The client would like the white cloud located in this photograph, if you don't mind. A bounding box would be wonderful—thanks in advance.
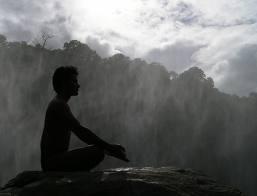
[144,40,204,72]
[191,23,257,95]
[85,36,120,58]
[217,44,257,96]
[0,0,72,47]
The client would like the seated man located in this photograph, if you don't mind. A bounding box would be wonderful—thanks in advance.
[40,66,128,172]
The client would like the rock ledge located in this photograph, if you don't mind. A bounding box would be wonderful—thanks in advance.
[0,167,244,196]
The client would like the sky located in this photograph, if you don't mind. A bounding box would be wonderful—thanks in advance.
[1,0,257,96]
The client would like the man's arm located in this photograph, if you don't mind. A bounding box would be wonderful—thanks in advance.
[59,102,110,148]
[61,102,129,162]
[72,123,129,162]
[72,125,110,149]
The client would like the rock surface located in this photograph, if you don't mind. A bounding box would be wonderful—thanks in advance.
[0,167,244,196]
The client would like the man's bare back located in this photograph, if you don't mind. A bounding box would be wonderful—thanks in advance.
[40,96,79,169]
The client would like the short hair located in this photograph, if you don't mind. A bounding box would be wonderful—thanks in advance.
[52,66,78,94]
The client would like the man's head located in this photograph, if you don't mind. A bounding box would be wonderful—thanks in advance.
[52,66,80,96]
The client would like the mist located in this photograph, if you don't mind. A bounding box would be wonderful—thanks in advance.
[0,36,257,195]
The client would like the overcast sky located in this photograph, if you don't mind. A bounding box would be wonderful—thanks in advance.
[1,0,257,96]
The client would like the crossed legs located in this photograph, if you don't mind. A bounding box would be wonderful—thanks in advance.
[43,145,105,172]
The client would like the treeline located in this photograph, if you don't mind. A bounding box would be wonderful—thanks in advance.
[0,34,257,195]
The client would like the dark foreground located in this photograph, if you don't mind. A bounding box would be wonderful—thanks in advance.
[0,167,244,196]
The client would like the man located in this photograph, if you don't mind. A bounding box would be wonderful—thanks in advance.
[40,66,128,172]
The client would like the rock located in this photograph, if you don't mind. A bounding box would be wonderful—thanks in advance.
[0,167,244,196]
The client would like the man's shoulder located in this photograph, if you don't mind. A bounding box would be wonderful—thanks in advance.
[47,97,69,111]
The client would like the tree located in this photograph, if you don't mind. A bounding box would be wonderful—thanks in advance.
[33,31,54,49]
[169,71,178,79]
[206,77,214,88]
[63,40,83,50]
[41,31,54,48]
[0,34,7,47]
[180,66,206,81]
[249,92,257,98]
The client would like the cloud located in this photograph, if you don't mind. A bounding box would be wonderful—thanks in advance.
[0,18,34,41]
[85,36,120,58]
[0,0,72,48]
[181,0,257,27]
[161,1,201,26]
[190,23,257,96]
[217,44,257,96]
[144,40,204,72]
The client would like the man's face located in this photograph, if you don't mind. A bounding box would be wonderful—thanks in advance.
[67,74,80,96]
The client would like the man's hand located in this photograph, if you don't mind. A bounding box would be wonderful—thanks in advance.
[105,144,129,162]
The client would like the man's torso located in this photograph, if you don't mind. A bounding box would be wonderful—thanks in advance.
[40,97,72,164]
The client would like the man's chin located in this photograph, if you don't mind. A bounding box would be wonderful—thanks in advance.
[72,92,79,96]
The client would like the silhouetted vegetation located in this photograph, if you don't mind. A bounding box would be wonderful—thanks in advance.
[0,34,256,195]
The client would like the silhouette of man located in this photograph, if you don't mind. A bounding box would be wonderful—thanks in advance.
[40,66,128,172]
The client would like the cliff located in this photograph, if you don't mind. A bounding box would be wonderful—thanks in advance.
[0,167,243,196]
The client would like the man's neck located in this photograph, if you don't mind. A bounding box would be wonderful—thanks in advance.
[56,94,71,103]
